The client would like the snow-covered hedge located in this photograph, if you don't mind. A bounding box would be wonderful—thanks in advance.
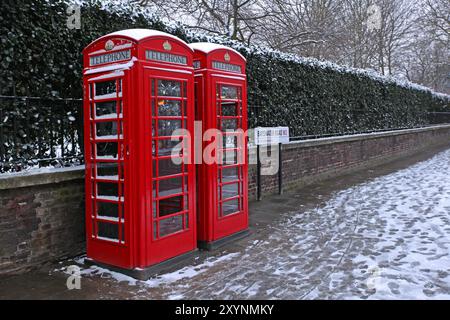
[1,0,449,137]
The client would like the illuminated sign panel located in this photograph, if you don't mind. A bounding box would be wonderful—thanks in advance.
[90,50,131,66]
[212,61,242,73]
[146,50,187,65]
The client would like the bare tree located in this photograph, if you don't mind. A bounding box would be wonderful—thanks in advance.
[130,0,449,93]
[259,0,343,60]
[132,0,273,43]
[423,0,450,45]
[401,0,450,93]
[335,0,377,69]
[366,0,415,75]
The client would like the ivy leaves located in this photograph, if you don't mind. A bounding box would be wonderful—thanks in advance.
[1,0,447,137]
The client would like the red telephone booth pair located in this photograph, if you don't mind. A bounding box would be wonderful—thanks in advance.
[82,29,248,278]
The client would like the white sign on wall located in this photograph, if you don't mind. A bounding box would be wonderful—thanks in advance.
[254,127,289,145]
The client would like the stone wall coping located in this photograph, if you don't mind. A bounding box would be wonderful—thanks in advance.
[248,124,450,151]
[1,124,450,190]
[0,165,85,190]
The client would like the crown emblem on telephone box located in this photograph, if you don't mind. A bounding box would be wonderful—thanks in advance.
[163,41,172,51]
[105,40,115,51]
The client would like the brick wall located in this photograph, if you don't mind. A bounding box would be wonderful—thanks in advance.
[248,125,450,198]
[0,169,85,275]
[1,124,450,274]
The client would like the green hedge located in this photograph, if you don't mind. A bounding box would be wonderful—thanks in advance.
[1,0,448,137]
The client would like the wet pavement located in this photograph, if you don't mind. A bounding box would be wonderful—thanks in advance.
[2,144,450,300]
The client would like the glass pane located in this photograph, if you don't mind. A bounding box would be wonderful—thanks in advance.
[222,198,240,216]
[90,143,95,159]
[221,183,239,200]
[183,82,187,98]
[96,142,118,158]
[151,99,156,116]
[158,80,181,97]
[159,176,183,197]
[97,162,123,179]
[223,135,238,149]
[221,102,237,116]
[90,103,94,119]
[97,182,118,198]
[96,121,121,137]
[95,80,118,97]
[221,119,237,130]
[154,158,182,177]
[157,100,183,116]
[221,85,238,99]
[158,119,184,136]
[97,222,118,240]
[159,215,183,237]
[159,195,184,217]
[222,150,238,164]
[95,101,117,118]
[222,166,239,182]
[153,139,182,156]
[152,200,157,218]
[97,201,120,218]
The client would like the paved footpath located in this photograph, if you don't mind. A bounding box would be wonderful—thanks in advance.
[2,146,450,299]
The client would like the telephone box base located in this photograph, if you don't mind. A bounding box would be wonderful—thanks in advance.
[84,250,198,280]
[198,229,250,251]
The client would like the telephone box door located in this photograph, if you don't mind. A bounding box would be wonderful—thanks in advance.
[143,69,196,266]
[213,78,248,240]
[84,71,132,268]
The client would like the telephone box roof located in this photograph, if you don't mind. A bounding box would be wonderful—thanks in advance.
[86,29,193,51]
[189,42,246,61]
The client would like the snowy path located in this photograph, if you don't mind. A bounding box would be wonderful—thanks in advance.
[76,149,450,299]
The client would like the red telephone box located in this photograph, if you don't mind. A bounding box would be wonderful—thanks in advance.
[82,29,196,278]
[190,43,249,249]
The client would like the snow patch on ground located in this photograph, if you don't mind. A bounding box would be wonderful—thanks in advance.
[66,252,240,293]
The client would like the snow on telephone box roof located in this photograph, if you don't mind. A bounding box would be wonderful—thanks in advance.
[189,42,246,61]
[86,28,193,51]
[83,29,195,74]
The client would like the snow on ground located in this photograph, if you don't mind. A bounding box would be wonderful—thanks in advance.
[62,253,240,299]
[65,149,450,299]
